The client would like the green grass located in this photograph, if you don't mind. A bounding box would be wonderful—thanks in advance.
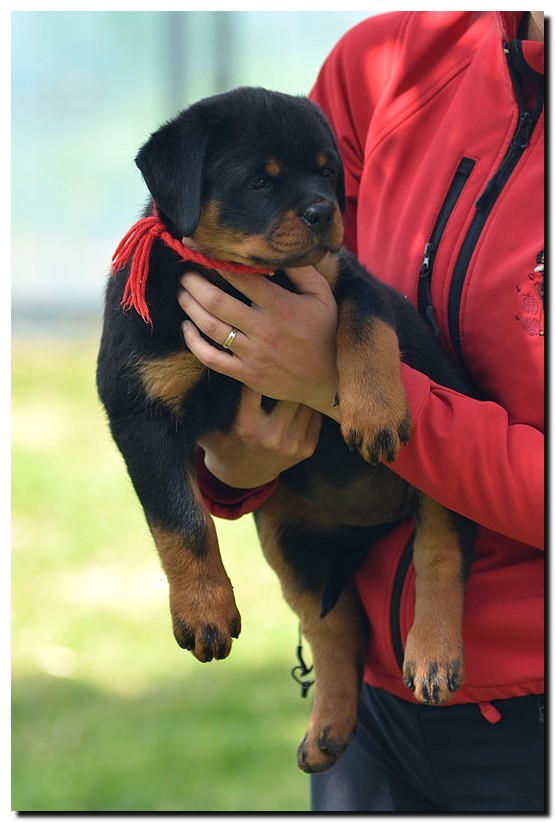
[11,337,312,812]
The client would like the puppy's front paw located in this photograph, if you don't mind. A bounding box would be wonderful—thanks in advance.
[339,392,411,464]
[337,317,412,464]
[169,583,241,662]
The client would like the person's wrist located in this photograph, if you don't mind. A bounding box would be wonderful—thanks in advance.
[308,373,341,422]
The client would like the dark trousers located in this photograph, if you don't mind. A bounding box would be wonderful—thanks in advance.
[311,685,545,813]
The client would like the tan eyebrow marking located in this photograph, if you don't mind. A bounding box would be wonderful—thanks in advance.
[265,157,282,177]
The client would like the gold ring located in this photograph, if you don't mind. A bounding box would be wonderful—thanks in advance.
[222,328,238,350]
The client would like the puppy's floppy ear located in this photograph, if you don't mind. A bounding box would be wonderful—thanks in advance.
[135,107,210,236]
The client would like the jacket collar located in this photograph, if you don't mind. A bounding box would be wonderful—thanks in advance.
[495,12,544,76]
[495,11,525,40]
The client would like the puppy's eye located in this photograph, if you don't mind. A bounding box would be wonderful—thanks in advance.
[321,167,336,179]
[247,176,270,190]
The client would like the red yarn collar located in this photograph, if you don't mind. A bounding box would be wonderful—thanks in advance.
[112,207,271,325]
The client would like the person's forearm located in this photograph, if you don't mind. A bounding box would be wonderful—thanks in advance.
[390,364,544,549]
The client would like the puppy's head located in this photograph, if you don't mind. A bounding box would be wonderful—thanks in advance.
[135,87,345,269]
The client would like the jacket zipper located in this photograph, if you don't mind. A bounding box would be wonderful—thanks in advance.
[447,42,543,377]
[418,157,476,337]
[391,537,414,671]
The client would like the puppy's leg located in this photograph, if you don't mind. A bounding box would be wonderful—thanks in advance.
[402,495,469,704]
[255,486,365,774]
[333,256,412,465]
[108,411,241,662]
[295,584,366,774]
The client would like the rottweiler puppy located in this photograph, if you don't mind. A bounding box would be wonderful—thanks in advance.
[97,87,475,774]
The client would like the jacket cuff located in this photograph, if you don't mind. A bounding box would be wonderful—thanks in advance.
[400,362,432,426]
[195,448,279,520]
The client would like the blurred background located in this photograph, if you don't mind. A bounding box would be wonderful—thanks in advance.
[11,10,377,813]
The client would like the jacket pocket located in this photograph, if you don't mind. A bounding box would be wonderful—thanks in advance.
[418,157,476,337]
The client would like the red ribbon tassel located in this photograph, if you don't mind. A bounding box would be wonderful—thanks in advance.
[111,209,272,325]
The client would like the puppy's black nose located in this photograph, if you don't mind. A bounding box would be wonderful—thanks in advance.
[302,202,335,229]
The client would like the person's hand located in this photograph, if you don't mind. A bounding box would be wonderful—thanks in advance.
[178,259,340,417]
[198,386,322,488]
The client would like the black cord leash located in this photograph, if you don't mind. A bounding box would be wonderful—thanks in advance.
[291,626,314,698]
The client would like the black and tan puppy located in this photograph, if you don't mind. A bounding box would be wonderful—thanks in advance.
[97,87,474,774]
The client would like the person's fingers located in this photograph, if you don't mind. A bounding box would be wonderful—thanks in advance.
[224,386,319,456]
[288,403,323,455]
[178,270,253,331]
[178,285,248,352]
[182,320,246,381]
[306,406,323,447]
[233,391,302,446]
[238,385,266,413]
[204,267,283,309]
[283,259,337,298]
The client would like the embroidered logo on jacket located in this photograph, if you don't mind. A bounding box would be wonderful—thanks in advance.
[515,250,544,337]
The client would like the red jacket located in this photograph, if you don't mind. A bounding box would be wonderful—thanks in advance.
[198,12,544,708]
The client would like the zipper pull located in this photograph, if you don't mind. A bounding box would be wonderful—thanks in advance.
[477,110,534,212]
[419,242,441,337]
[512,111,534,149]
[420,242,433,277]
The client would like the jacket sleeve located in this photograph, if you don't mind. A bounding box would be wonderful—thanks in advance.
[395,366,544,549]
